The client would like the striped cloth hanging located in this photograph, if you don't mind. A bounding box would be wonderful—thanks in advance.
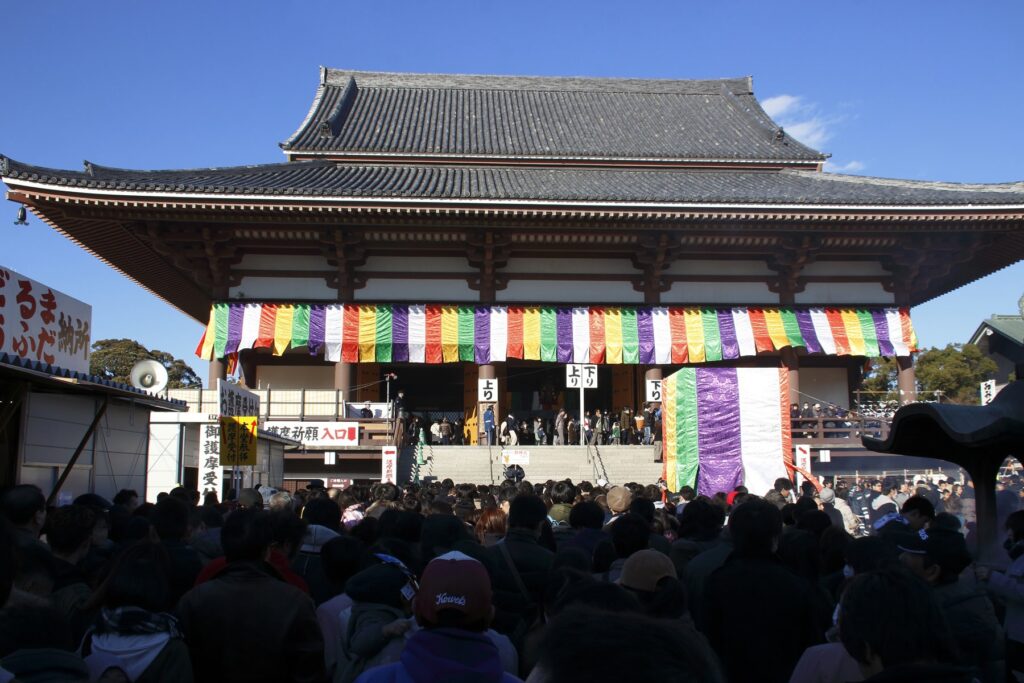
[197,303,919,364]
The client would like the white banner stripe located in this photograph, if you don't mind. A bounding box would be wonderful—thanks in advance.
[886,308,909,356]
[731,308,757,358]
[809,309,836,355]
[408,305,426,363]
[572,307,591,363]
[239,304,262,352]
[490,306,508,363]
[737,368,789,498]
[652,307,672,364]
[324,304,343,362]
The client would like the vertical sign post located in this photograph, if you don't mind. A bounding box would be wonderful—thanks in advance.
[566,364,598,450]
[794,444,812,488]
[381,445,398,484]
[980,380,996,406]
[218,380,260,499]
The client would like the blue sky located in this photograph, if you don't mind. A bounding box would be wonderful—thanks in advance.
[2,1,1022,369]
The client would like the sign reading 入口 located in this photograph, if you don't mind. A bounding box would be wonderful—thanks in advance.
[0,266,92,374]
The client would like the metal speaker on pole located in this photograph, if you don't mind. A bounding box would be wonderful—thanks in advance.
[129,359,169,393]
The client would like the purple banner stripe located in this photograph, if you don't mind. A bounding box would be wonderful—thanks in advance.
[392,306,409,362]
[474,308,491,364]
[695,368,744,497]
[637,308,655,364]
[717,310,739,360]
[307,306,326,355]
[226,305,244,355]
[795,309,820,354]
[556,309,574,363]
[870,310,894,356]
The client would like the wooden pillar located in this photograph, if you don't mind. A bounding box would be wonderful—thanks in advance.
[239,351,258,390]
[896,355,917,404]
[780,347,800,405]
[334,361,352,403]
[207,358,226,389]
[644,367,663,407]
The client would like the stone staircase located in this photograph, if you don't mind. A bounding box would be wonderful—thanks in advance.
[398,444,666,486]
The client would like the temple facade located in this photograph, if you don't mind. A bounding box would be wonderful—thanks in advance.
[4,69,1024,482]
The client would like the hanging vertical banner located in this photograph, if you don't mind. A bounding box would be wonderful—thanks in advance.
[218,380,260,467]
[381,445,398,484]
[662,367,790,497]
[201,422,224,495]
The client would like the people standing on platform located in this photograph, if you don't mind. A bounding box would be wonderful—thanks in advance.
[593,410,607,446]
[439,418,453,446]
[533,418,546,446]
[483,406,496,446]
[633,409,645,445]
[360,402,374,419]
[642,404,654,445]
[554,410,566,446]
[566,416,578,446]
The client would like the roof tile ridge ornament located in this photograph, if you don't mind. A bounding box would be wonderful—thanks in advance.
[795,169,1024,194]
[281,66,332,150]
[318,76,358,139]
[0,155,8,176]
[84,161,95,177]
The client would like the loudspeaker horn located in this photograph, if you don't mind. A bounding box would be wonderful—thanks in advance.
[130,359,169,393]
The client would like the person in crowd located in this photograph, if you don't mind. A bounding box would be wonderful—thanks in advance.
[355,551,522,683]
[616,548,687,619]
[703,498,825,683]
[554,409,566,446]
[869,477,901,527]
[292,496,342,604]
[901,495,936,532]
[317,536,366,678]
[0,484,49,551]
[360,402,374,419]
[598,513,649,583]
[977,509,1024,680]
[476,507,509,547]
[112,489,141,514]
[484,405,496,446]
[603,486,632,526]
[0,603,91,682]
[765,477,794,509]
[178,508,325,682]
[839,568,971,681]
[45,504,97,642]
[80,541,193,682]
[899,528,1004,682]
[151,496,204,606]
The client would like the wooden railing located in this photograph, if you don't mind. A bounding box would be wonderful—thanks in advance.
[791,416,890,446]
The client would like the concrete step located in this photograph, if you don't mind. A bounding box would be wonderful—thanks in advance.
[399,445,665,486]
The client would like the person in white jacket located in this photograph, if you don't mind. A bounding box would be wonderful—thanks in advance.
[977,509,1024,681]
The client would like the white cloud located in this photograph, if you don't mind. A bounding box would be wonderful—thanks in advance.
[761,93,839,150]
[824,160,866,173]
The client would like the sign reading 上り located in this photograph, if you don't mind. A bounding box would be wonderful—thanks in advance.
[0,266,92,374]
[478,378,498,402]
[566,364,598,389]
[501,449,530,466]
[263,421,360,447]
[381,446,398,484]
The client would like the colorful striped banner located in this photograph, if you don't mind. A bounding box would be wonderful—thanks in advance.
[662,367,791,497]
[198,304,919,365]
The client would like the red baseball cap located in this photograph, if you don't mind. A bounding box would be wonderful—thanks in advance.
[414,551,492,627]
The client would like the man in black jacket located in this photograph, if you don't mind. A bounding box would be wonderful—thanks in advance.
[178,508,324,683]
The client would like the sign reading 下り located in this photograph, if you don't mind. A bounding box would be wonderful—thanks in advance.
[0,266,92,374]
[566,364,598,389]
[645,379,663,402]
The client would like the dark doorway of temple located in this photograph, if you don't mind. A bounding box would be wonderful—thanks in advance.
[381,364,464,415]
[506,361,614,417]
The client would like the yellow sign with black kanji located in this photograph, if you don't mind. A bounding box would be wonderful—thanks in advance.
[219,415,258,466]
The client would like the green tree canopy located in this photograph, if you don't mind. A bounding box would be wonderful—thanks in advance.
[89,338,202,389]
[915,343,998,404]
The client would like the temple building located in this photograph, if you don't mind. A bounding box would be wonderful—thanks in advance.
[3,69,1024,484]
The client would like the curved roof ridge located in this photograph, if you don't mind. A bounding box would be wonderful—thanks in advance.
[789,169,1024,193]
[322,68,754,95]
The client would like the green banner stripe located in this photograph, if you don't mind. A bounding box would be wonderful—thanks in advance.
[780,309,804,348]
[375,306,393,362]
[540,308,558,362]
[213,303,229,358]
[291,305,311,348]
[857,310,880,357]
[676,368,700,491]
[621,308,639,364]
[458,306,475,361]
[701,310,722,362]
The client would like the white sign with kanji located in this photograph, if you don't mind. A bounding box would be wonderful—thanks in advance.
[218,380,260,418]
[645,380,663,402]
[980,380,997,405]
[794,445,812,487]
[0,266,92,374]
[264,421,360,447]
[501,449,530,466]
[566,364,598,389]
[200,422,224,495]
[478,378,499,402]
[381,446,398,484]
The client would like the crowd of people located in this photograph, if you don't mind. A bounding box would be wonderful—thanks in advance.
[0,470,1021,682]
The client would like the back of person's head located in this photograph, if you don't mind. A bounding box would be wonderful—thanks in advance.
[91,541,172,613]
[840,568,956,673]
[901,495,935,521]
[677,498,724,542]
[321,536,365,589]
[679,486,696,502]
[237,488,263,510]
[508,494,548,532]
[1,484,46,527]
[773,477,793,494]
[618,548,687,619]
[729,498,782,558]
[569,500,604,531]
[414,551,493,632]
[268,490,293,512]
[302,497,341,532]
[629,497,656,524]
[610,513,650,559]
[1007,509,1024,541]
[112,489,139,508]
[420,513,471,561]
[845,536,899,575]
[269,510,308,558]
[46,505,96,556]
[475,507,508,540]
[200,505,224,529]
[221,508,272,563]
[152,496,189,541]
[550,481,576,505]
[800,481,817,499]
[531,606,725,683]
[795,509,832,537]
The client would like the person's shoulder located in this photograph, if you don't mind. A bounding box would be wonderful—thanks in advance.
[353,662,401,683]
